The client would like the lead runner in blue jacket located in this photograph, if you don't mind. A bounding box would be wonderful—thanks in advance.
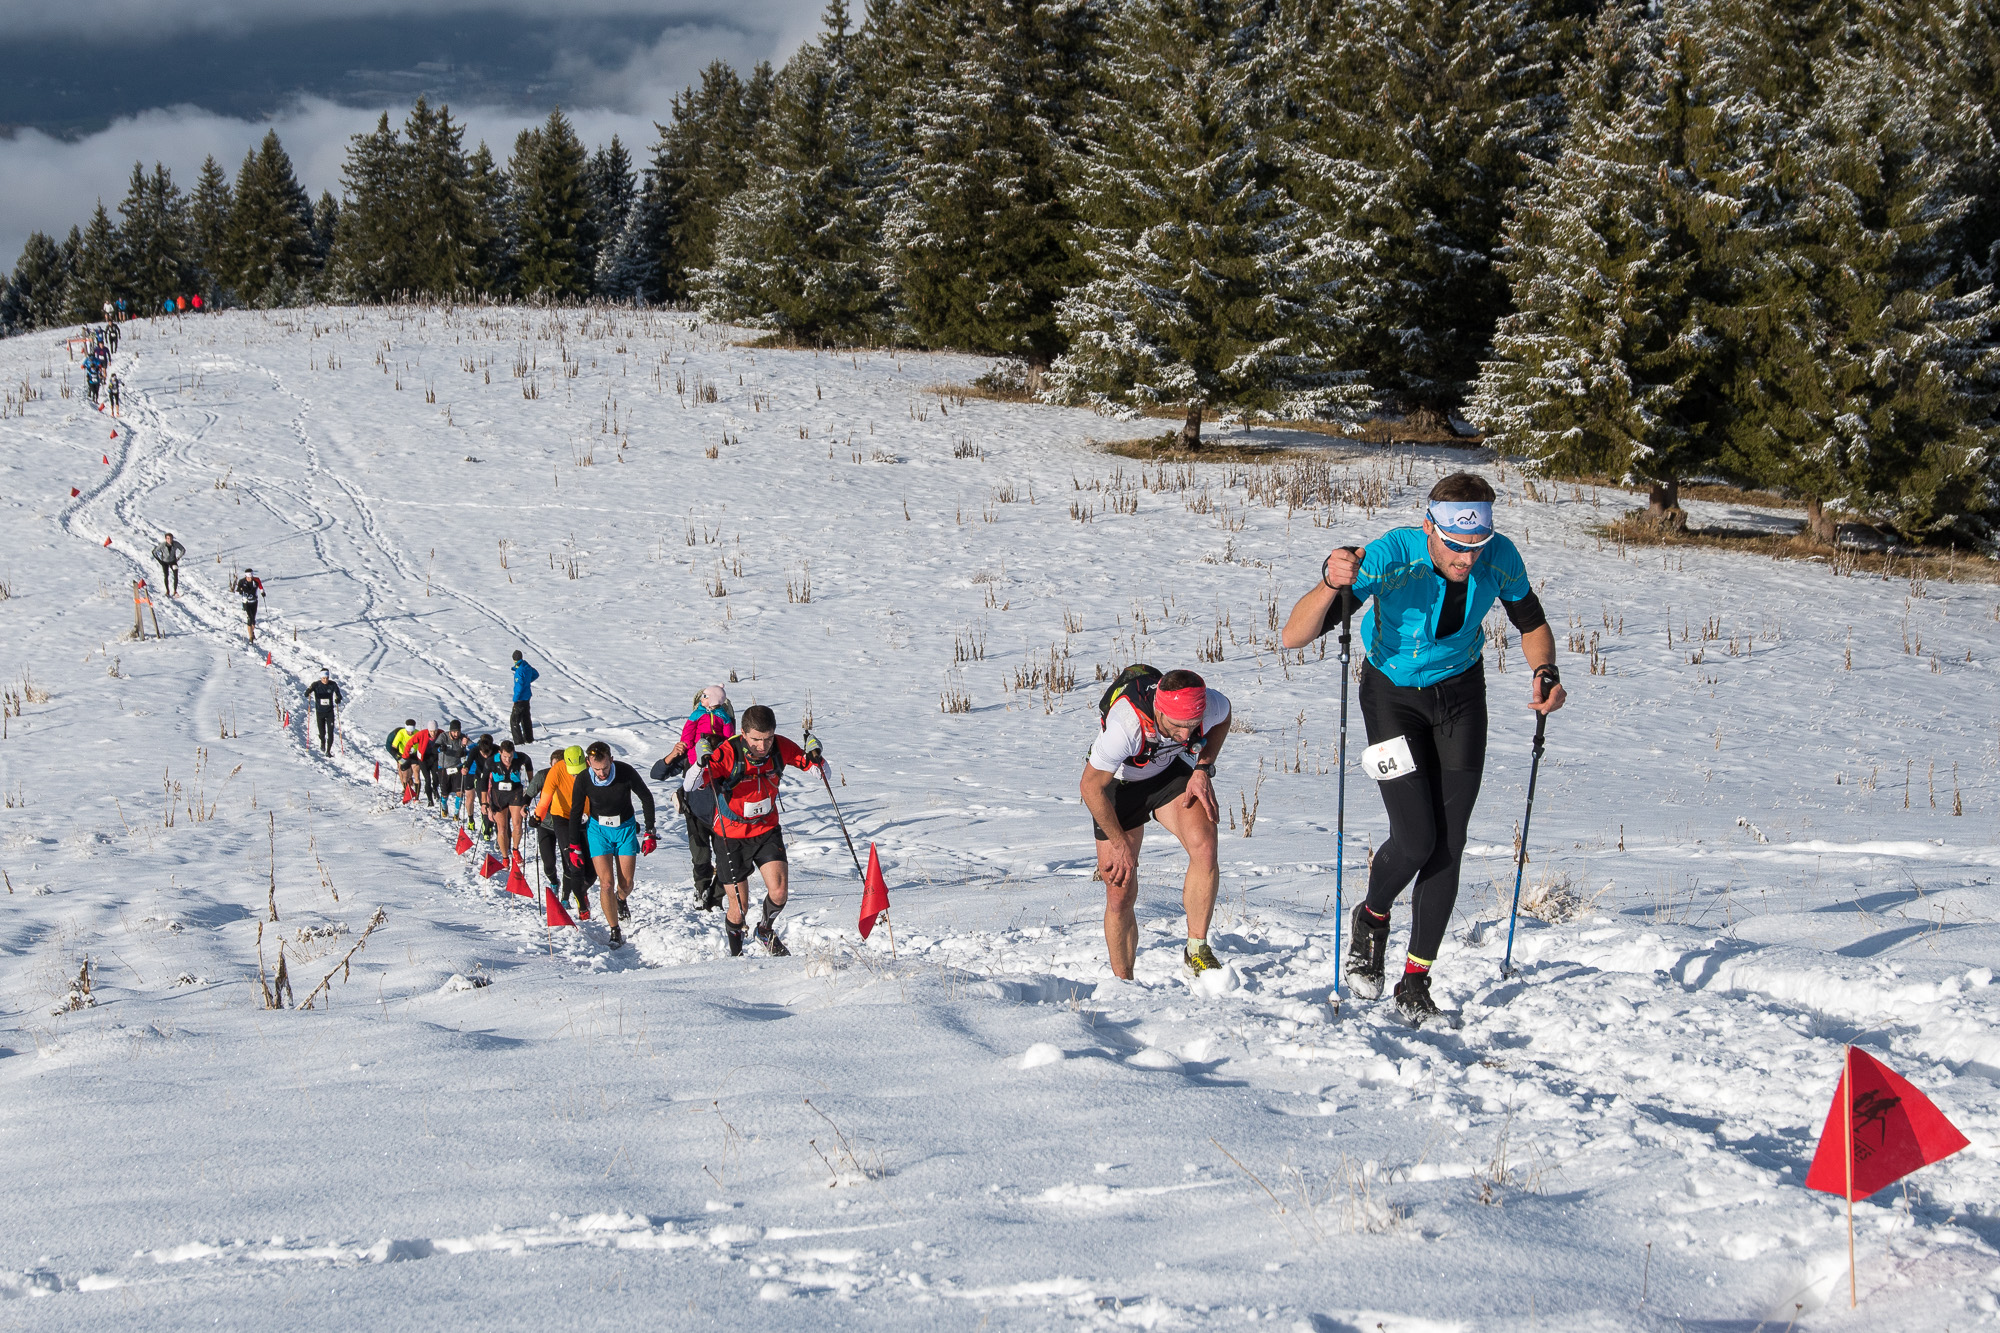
[1281,472,1567,1025]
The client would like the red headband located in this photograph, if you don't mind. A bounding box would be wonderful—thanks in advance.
[1154,684,1206,723]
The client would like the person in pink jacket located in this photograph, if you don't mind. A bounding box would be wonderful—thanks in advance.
[653,686,735,910]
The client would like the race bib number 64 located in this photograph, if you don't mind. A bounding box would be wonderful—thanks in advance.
[1362,736,1418,781]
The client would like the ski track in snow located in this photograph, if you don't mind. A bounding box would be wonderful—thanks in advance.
[0,308,1996,1330]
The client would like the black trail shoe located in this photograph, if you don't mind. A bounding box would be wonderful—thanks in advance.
[726,924,745,957]
[756,926,790,957]
[617,895,631,921]
[1393,971,1442,1027]
[1347,902,1389,999]
[607,926,625,950]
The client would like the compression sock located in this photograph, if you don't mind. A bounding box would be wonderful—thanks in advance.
[1404,955,1432,976]
[760,896,782,929]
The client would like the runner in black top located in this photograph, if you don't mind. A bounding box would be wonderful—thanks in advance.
[436,722,469,820]
[305,671,342,754]
[486,740,535,868]
[566,742,658,947]
[235,569,264,643]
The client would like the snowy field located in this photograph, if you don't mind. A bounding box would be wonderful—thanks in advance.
[1,306,1996,1330]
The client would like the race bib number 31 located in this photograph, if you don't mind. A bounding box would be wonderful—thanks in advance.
[741,797,775,818]
[1362,736,1418,781]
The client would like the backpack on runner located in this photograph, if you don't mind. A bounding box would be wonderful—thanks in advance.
[1098,664,1161,729]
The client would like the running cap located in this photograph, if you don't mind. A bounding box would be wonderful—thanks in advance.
[1153,676,1207,724]
[448,719,462,731]
[563,745,586,774]
[1427,500,1494,544]
[699,685,729,709]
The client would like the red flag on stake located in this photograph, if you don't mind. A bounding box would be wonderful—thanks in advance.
[478,853,504,879]
[859,843,892,945]
[401,789,414,804]
[374,760,380,781]
[546,887,575,928]
[70,487,79,497]
[102,537,112,547]
[1806,1045,1969,1307]
[283,711,290,727]
[264,652,272,666]
[454,827,473,855]
[102,454,109,464]
[505,866,532,897]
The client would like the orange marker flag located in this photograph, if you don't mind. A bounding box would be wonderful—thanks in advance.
[1805,1045,1969,1306]
[859,843,891,940]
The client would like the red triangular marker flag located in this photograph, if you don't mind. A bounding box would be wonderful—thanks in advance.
[102,454,109,464]
[102,537,112,547]
[505,866,532,897]
[859,843,890,940]
[283,712,290,727]
[401,789,414,804]
[264,652,272,666]
[478,853,503,879]
[454,827,473,855]
[70,487,79,497]
[546,889,575,927]
[1805,1046,1969,1200]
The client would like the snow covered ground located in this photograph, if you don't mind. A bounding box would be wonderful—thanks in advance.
[0,306,1996,1330]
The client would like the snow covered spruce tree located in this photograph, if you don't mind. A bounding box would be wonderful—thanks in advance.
[187,156,232,306]
[1715,52,2000,541]
[633,62,773,306]
[118,163,192,313]
[397,100,489,297]
[510,110,593,301]
[1285,0,1577,425]
[1471,3,1756,521]
[875,0,1100,360]
[66,204,124,322]
[582,137,635,295]
[1,232,72,331]
[227,130,319,307]
[697,2,892,341]
[1045,0,1373,449]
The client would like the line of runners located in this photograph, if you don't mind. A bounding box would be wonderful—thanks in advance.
[361,693,823,957]
[309,471,1568,1027]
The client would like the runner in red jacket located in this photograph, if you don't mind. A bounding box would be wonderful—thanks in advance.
[686,703,821,957]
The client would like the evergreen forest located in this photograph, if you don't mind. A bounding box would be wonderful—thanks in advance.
[6,0,1998,539]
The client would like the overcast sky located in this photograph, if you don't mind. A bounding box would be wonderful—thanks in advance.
[0,2,828,266]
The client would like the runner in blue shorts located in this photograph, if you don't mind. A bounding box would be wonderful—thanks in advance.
[565,741,658,949]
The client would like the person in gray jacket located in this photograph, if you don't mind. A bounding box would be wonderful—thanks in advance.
[151,533,185,596]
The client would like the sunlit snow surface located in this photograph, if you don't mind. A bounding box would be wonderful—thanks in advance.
[1,307,1996,1330]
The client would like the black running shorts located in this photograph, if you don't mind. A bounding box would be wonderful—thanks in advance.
[714,827,786,884]
[1092,763,1194,840]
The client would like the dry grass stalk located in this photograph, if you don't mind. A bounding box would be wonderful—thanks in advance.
[298,907,387,1010]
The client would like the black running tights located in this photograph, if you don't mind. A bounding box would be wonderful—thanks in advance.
[1359,661,1486,964]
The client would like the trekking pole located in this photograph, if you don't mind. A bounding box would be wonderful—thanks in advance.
[816,765,866,880]
[1501,710,1551,978]
[1332,596,1354,1004]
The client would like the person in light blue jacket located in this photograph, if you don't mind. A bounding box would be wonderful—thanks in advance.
[1281,472,1568,1025]
[510,650,540,743]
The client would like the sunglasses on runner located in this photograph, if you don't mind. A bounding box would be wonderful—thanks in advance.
[1435,531,1491,554]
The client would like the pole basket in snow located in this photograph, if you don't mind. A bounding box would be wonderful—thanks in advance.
[1501,711,1549,978]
